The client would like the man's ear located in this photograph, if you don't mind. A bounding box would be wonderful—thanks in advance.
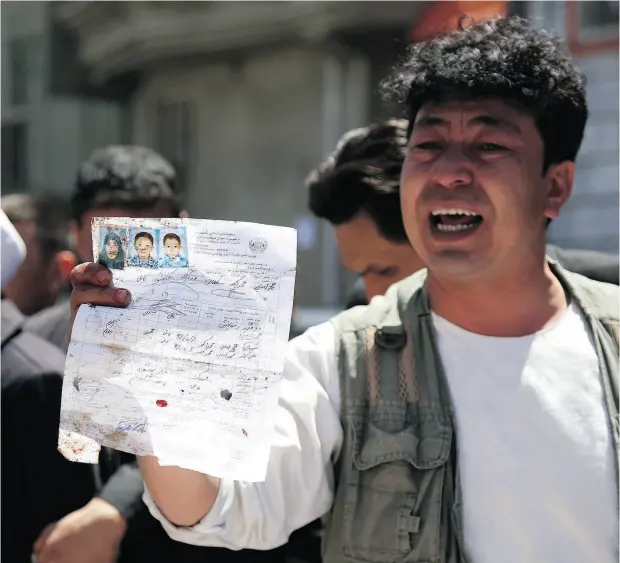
[543,161,574,221]
[55,250,77,285]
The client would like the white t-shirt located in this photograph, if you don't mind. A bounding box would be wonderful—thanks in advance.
[144,302,618,561]
[432,301,618,563]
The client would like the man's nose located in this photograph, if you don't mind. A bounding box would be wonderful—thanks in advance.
[431,146,473,189]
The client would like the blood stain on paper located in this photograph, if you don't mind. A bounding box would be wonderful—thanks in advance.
[156,399,168,407]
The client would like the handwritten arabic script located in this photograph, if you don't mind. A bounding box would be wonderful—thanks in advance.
[59,217,296,481]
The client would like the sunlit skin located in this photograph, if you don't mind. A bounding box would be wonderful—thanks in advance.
[334,214,425,299]
[105,239,119,260]
[163,238,181,259]
[135,236,153,260]
[401,99,574,336]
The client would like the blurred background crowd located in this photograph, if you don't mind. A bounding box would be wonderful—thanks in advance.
[1,2,618,563]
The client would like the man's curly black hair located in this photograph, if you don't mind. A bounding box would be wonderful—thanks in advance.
[382,16,588,173]
[71,145,180,224]
[306,119,409,243]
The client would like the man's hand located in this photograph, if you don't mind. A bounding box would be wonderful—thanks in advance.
[33,498,127,563]
[69,263,131,342]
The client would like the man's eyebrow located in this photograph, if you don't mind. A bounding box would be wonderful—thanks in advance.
[413,115,449,129]
[470,115,522,133]
[413,114,522,134]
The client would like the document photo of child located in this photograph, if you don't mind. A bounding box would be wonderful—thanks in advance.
[158,228,189,268]
[127,229,159,268]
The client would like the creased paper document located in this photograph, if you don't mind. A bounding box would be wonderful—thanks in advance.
[59,217,296,482]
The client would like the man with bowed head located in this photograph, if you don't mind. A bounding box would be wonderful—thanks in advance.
[69,17,618,563]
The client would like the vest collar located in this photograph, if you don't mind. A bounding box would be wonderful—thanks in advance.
[384,257,614,330]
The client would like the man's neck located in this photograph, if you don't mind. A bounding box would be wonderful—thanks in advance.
[427,260,569,337]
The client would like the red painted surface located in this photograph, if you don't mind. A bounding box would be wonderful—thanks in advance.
[411,1,508,43]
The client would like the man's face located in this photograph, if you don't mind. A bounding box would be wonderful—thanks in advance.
[105,238,119,260]
[400,99,573,281]
[135,236,153,260]
[74,201,175,262]
[335,214,425,299]
[164,238,180,259]
[3,221,65,315]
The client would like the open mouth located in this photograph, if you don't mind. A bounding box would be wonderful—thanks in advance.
[429,209,484,233]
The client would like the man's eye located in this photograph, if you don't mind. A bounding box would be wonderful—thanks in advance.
[377,267,398,277]
[477,143,507,152]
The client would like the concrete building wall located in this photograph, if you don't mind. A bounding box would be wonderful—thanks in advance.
[1,1,125,198]
[528,1,619,253]
[132,46,370,308]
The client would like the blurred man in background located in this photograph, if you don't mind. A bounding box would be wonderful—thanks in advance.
[1,194,76,316]
[2,210,126,563]
[306,119,619,310]
[12,146,181,563]
[25,145,182,351]
[307,119,425,301]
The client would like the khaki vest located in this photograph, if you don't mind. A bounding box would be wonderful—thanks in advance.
[323,262,619,563]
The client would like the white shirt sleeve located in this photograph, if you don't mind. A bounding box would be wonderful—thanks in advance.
[143,321,342,550]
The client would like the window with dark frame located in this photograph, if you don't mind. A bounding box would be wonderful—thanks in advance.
[579,1,619,38]
[567,1,619,55]
[1,123,29,191]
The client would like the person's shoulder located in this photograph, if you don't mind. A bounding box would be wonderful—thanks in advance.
[25,300,69,328]
[2,329,67,380]
[1,332,66,405]
[2,300,64,376]
[563,267,619,322]
[547,244,619,285]
[24,300,71,350]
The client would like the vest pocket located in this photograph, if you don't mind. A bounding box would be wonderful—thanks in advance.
[342,416,452,563]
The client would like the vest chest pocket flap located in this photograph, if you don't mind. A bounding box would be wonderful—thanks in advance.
[342,410,453,563]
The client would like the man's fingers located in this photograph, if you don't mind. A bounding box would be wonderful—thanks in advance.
[67,262,132,343]
[33,522,56,553]
[70,286,131,312]
[70,262,113,289]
